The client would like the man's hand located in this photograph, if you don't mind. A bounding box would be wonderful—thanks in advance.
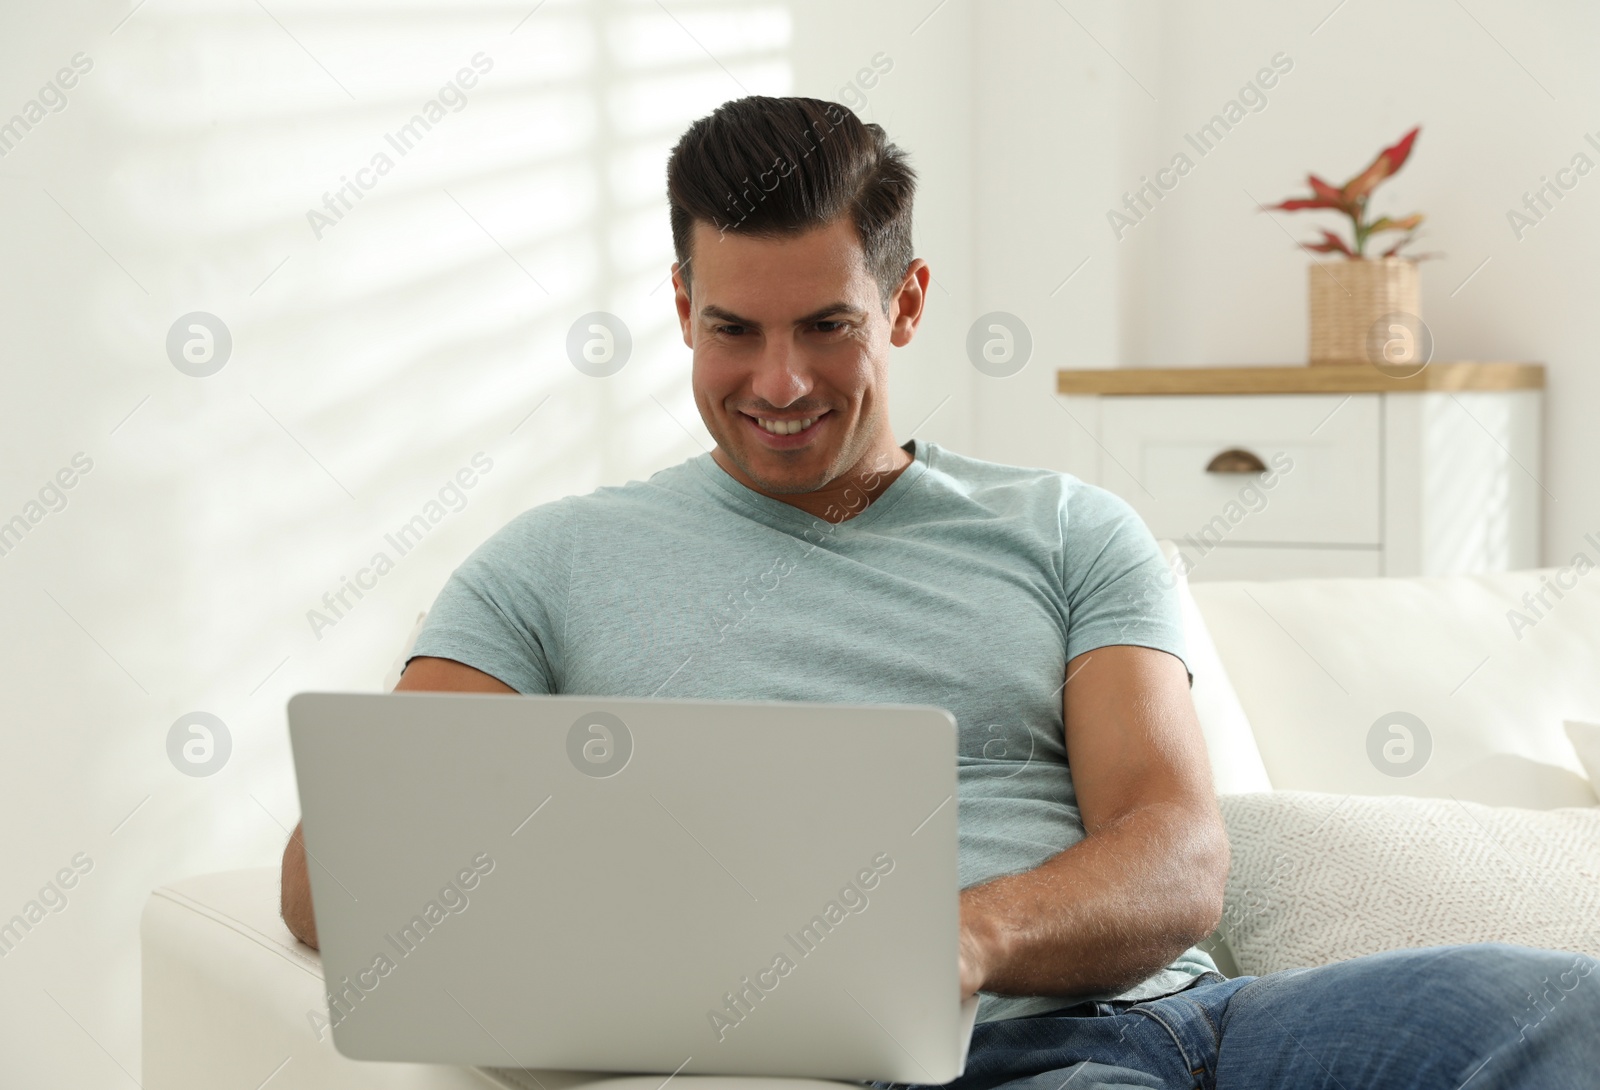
[279,655,515,949]
[952,645,1228,1001]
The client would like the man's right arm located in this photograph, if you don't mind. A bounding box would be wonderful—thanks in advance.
[279,656,517,949]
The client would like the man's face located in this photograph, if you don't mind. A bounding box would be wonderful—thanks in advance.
[673,215,924,497]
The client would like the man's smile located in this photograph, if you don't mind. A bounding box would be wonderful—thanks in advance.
[740,409,832,448]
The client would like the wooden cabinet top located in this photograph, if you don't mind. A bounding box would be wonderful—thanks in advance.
[1055,362,1545,396]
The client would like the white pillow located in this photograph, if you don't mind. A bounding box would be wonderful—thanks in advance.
[1218,791,1600,977]
[1189,568,1600,809]
[1567,721,1600,788]
[1157,540,1272,796]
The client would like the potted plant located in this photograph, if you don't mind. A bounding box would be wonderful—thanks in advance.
[1263,126,1431,366]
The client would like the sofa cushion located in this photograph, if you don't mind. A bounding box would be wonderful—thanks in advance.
[1190,569,1600,808]
[1567,721,1600,787]
[1156,541,1272,795]
[1217,791,1600,977]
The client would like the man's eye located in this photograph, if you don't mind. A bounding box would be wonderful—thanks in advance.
[815,321,846,333]
[714,324,746,336]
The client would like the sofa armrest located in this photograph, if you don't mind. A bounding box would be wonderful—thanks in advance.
[142,868,866,1090]
[140,867,589,1090]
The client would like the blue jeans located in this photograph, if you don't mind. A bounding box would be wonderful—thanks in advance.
[886,943,1600,1090]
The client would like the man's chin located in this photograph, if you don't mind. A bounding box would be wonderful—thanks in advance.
[720,444,838,496]
[737,462,835,497]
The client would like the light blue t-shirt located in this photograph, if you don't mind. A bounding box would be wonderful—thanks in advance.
[408,439,1216,1021]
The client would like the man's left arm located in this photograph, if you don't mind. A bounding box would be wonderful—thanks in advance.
[957,644,1229,999]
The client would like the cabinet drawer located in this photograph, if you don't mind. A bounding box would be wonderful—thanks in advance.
[1097,394,1381,546]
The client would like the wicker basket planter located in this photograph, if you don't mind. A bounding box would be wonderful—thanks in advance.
[1307,257,1420,365]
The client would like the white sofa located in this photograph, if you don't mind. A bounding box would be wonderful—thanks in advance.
[142,549,1600,1088]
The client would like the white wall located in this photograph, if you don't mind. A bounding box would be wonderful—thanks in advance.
[972,0,1600,567]
[0,1,969,1084]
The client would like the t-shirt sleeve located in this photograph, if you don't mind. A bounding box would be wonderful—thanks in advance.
[1059,480,1191,683]
[404,501,574,694]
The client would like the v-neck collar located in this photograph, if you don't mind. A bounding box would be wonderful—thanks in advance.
[694,439,931,534]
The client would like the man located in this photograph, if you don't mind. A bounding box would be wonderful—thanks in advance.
[283,96,1598,1088]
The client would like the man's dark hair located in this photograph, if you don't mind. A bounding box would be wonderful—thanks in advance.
[666,95,917,310]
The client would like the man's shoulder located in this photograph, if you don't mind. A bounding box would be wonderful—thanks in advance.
[919,442,1122,511]
[923,441,1069,485]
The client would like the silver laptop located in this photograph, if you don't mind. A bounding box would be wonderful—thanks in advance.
[288,691,979,1082]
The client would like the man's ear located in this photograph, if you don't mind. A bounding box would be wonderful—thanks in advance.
[888,259,930,348]
[672,261,693,349]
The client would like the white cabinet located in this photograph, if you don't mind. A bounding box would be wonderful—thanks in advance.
[1055,365,1543,580]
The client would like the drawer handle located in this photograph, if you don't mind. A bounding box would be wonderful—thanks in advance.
[1205,448,1268,474]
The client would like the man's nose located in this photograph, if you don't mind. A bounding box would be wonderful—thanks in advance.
[749,339,811,408]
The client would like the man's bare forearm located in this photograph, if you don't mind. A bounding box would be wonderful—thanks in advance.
[281,821,318,949]
[961,797,1228,999]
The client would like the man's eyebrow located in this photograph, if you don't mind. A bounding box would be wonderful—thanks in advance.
[699,302,867,327]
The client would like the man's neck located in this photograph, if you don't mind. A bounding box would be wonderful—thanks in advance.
[713,440,915,524]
